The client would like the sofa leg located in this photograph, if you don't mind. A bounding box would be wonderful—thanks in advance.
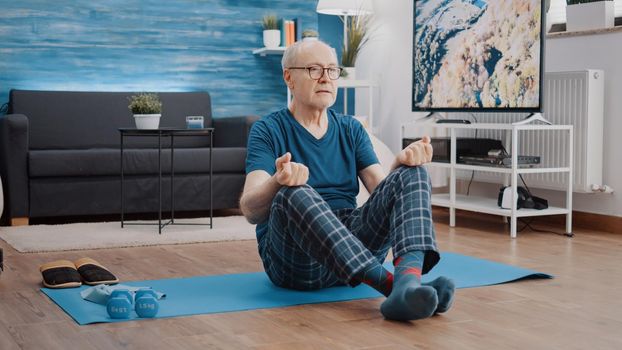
[10,217,29,226]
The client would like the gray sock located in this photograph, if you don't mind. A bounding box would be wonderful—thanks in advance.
[380,251,438,321]
[423,276,455,313]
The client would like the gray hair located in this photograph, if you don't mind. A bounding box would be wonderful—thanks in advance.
[281,39,338,70]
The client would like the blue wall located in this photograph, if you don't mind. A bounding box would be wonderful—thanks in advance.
[0,0,318,117]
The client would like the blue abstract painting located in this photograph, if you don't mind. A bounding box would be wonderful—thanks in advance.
[0,0,318,117]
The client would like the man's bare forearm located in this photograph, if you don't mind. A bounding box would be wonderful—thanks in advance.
[240,175,282,224]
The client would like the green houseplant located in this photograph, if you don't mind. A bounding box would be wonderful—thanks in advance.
[566,0,614,32]
[262,14,278,30]
[128,93,162,129]
[262,14,280,48]
[340,15,371,80]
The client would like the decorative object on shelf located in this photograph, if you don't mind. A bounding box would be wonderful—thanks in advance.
[342,67,356,80]
[279,18,300,47]
[185,116,204,129]
[316,0,373,80]
[301,28,319,41]
[262,14,280,48]
[566,0,615,32]
[340,66,350,79]
[341,67,356,80]
[128,93,162,129]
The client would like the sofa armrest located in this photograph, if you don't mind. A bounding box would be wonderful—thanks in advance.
[212,115,260,148]
[0,114,29,222]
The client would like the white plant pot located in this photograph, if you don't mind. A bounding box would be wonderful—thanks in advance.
[263,29,280,48]
[342,67,356,80]
[566,1,614,32]
[134,114,161,129]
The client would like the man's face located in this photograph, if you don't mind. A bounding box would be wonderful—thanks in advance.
[285,43,338,111]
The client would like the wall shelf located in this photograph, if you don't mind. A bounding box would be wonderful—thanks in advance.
[252,47,286,56]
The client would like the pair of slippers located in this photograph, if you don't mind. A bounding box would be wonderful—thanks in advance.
[39,258,119,288]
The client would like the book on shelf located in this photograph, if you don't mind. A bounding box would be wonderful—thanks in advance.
[287,20,293,46]
[294,18,301,42]
[279,18,286,47]
[279,17,300,47]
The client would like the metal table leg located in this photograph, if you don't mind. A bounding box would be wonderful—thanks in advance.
[158,132,162,234]
[120,133,124,228]
[210,130,213,228]
[171,134,175,224]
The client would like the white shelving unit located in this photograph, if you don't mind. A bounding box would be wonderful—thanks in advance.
[403,122,574,238]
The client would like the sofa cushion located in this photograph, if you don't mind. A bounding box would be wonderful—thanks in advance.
[29,147,246,177]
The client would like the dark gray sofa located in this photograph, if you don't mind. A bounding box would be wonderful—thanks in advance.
[0,90,258,225]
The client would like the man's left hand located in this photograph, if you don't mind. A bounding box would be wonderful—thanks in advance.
[395,135,433,167]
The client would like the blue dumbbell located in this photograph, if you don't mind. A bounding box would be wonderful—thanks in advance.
[106,289,133,319]
[135,289,159,318]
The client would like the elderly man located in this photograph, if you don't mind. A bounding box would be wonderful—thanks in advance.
[240,40,454,321]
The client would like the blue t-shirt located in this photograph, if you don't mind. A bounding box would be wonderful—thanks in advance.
[246,108,379,239]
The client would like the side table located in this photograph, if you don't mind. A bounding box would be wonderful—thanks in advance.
[119,128,214,233]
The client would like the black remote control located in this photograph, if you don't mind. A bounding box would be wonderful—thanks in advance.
[436,119,471,124]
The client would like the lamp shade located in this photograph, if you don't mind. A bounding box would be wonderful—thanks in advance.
[316,0,373,16]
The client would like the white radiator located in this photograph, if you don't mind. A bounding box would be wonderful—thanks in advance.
[455,70,605,193]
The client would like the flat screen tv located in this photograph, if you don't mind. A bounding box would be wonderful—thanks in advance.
[412,0,545,112]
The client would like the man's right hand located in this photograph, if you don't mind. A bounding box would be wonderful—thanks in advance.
[274,152,309,186]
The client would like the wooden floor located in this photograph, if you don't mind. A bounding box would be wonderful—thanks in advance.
[1,211,621,350]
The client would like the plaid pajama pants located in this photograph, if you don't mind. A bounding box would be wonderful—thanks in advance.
[257,165,440,290]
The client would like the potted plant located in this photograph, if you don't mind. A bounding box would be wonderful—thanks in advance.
[128,93,162,129]
[566,0,614,32]
[262,14,280,48]
[301,29,319,41]
[340,15,371,80]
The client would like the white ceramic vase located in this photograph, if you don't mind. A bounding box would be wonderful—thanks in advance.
[134,114,161,129]
[343,67,356,80]
[263,29,281,48]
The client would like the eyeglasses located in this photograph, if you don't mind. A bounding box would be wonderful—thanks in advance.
[287,65,342,80]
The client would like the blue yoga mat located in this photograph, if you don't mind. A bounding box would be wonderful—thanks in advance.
[41,252,552,325]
